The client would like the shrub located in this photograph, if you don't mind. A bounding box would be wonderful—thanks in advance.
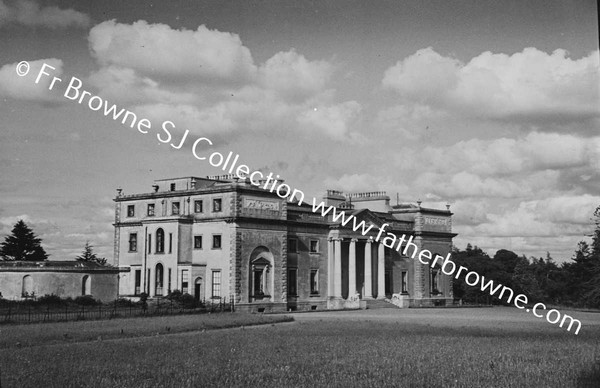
[74,295,99,306]
[37,294,64,305]
[114,298,136,307]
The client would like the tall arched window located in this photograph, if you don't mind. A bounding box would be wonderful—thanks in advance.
[155,263,164,296]
[156,228,165,253]
[22,275,33,297]
[82,275,91,295]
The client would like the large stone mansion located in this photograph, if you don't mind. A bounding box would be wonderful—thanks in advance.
[113,175,456,312]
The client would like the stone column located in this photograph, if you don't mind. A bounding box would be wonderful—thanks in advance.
[377,243,385,299]
[364,239,373,299]
[334,238,342,298]
[349,239,357,297]
[327,238,334,297]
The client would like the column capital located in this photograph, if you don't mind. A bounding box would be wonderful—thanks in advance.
[366,238,373,244]
[333,237,343,242]
[350,238,358,242]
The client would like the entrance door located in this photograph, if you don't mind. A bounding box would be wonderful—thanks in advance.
[194,278,202,301]
[385,270,392,296]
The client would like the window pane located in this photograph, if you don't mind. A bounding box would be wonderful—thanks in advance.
[212,271,221,298]
[288,269,297,296]
[310,240,319,253]
[127,205,135,217]
[194,200,203,213]
[147,204,155,216]
[310,269,318,294]
[194,235,202,249]
[213,235,221,249]
[213,198,222,212]
[172,202,180,215]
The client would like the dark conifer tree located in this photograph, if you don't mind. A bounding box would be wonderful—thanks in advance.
[0,220,48,261]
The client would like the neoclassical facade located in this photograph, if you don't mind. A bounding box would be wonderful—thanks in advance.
[113,176,456,311]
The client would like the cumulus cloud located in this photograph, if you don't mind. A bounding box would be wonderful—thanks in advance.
[0,0,90,28]
[0,58,63,101]
[259,49,333,99]
[297,101,361,139]
[383,47,599,123]
[89,20,257,83]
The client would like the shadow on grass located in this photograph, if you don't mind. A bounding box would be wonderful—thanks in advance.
[577,361,600,387]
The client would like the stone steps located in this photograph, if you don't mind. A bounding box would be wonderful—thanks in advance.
[366,299,398,309]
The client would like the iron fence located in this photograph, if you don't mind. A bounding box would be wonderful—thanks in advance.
[0,296,235,325]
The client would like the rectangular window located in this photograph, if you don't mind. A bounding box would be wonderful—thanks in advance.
[194,235,203,249]
[310,269,319,294]
[148,234,152,254]
[168,233,172,253]
[288,238,297,253]
[168,268,172,293]
[402,271,408,294]
[170,183,176,191]
[134,269,141,295]
[194,200,203,213]
[181,269,189,293]
[128,233,137,252]
[309,239,319,253]
[212,235,222,249]
[212,198,222,212]
[172,201,180,215]
[127,205,135,217]
[288,269,298,296]
[212,271,221,298]
[147,269,151,294]
[147,203,155,216]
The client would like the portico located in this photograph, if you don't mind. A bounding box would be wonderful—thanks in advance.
[327,236,388,307]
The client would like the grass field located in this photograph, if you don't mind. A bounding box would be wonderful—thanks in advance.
[0,307,598,387]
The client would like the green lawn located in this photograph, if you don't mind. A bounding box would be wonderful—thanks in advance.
[0,307,598,387]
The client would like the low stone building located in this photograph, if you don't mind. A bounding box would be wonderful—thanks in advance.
[113,175,456,312]
[0,261,122,302]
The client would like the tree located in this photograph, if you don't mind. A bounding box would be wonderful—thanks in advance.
[75,241,107,265]
[0,220,48,261]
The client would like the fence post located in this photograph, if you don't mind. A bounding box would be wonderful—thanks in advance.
[28,305,31,323]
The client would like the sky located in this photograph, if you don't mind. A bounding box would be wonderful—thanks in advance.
[0,0,598,262]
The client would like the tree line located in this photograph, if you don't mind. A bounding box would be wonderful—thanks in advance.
[453,206,600,309]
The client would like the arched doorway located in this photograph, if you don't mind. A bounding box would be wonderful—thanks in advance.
[82,275,91,295]
[194,277,203,301]
[155,263,164,296]
[22,275,33,297]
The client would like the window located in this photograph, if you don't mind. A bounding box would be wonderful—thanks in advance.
[430,269,439,294]
[147,203,155,216]
[181,269,189,293]
[212,235,222,249]
[128,233,137,252]
[310,269,319,294]
[212,271,221,298]
[309,240,319,253]
[194,235,203,249]
[288,238,297,253]
[148,234,152,254]
[156,228,165,253]
[172,201,180,215]
[127,205,135,217]
[169,233,173,253]
[170,183,176,191]
[155,263,164,296]
[134,270,141,295]
[168,268,172,293]
[194,200,203,213]
[401,271,408,294]
[212,198,222,212]
[288,269,297,296]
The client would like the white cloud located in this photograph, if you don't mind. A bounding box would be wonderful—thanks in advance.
[383,47,599,123]
[89,20,257,83]
[297,101,361,139]
[259,49,333,100]
[0,0,90,28]
[0,58,63,101]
